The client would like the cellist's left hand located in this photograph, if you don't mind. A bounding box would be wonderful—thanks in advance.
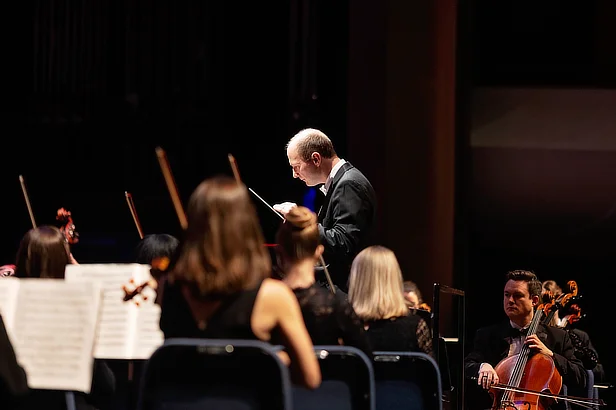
[524,334,553,357]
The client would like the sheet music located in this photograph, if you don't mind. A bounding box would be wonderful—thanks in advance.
[0,277,20,329]
[65,264,164,359]
[132,303,165,359]
[7,279,101,393]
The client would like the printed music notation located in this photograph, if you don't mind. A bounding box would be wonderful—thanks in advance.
[0,278,102,393]
[65,263,164,360]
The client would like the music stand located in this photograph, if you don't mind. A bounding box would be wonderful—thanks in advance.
[432,283,466,410]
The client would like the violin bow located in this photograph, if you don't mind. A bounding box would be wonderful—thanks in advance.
[124,152,186,304]
[228,154,242,184]
[19,175,37,228]
[228,154,337,295]
[155,147,188,230]
[125,192,145,239]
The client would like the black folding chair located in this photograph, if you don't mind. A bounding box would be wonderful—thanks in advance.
[136,338,293,410]
[292,345,375,410]
[372,351,443,410]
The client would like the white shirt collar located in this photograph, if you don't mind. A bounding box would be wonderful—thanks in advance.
[319,159,346,195]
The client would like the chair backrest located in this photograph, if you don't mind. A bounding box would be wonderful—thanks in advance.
[372,351,443,410]
[136,338,293,410]
[292,345,375,410]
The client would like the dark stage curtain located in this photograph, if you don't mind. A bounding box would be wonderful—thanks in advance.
[6,1,303,264]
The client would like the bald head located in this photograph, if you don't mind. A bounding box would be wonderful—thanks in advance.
[286,128,337,161]
[285,128,339,186]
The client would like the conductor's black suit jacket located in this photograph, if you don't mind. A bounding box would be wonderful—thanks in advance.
[317,161,377,291]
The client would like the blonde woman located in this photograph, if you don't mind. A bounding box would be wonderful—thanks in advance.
[348,246,432,356]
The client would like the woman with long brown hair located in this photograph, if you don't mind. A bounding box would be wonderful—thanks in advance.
[158,175,321,390]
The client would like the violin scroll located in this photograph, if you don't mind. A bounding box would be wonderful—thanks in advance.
[56,208,79,244]
[417,302,432,312]
[122,257,171,303]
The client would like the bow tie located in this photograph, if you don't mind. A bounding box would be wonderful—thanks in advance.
[509,327,529,338]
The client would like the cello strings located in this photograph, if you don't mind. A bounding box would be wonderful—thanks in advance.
[502,308,545,403]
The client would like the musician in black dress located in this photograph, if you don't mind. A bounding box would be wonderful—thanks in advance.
[157,176,321,389]
[347,246,433,356]
[13,226,117,410]
[275,205,372,357]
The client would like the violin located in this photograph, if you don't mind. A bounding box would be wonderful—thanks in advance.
[123,257,170,303]
[56,207,79,244]
[1,264,16,277]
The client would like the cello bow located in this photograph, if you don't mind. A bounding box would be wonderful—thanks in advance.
[483,381,606,408]
[227,154,337,295]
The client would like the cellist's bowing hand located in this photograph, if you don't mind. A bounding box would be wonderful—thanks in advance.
[524,334,553,357]
[478,363,499,390]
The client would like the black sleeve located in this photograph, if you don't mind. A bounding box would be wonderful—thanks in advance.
[552,329,588,392]
[318,180,374,258]
[0,314,29,407]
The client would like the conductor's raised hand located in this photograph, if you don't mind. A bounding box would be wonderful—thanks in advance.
[273,202,297,217]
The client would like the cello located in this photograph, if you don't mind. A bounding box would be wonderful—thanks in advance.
[486,291,606,409]
[488,301,562,410]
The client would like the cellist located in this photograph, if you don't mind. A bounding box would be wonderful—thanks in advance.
[464,270,587,410]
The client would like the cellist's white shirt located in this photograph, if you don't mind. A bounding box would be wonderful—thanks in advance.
[508,321,529,356]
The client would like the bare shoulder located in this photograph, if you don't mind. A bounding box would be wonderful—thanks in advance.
[259,278,297,303]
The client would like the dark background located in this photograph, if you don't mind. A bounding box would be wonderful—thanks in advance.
[2,0,615,407]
